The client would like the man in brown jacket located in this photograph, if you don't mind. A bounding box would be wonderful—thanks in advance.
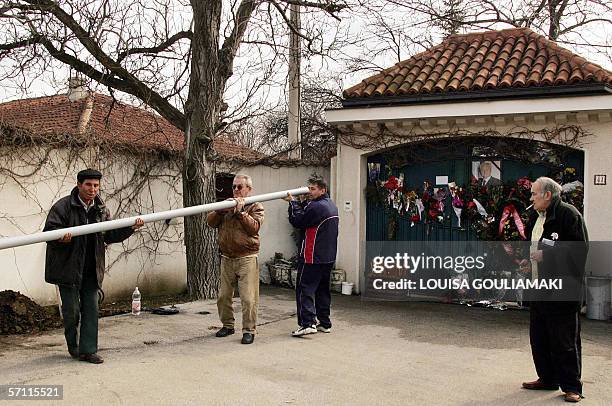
[206,174,264,344]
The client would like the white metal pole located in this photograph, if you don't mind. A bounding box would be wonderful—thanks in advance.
[0,186,309,251]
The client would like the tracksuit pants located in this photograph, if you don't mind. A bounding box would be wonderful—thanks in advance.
[296,262,333,328]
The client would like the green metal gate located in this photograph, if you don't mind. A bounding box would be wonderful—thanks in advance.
[365,137,584,242]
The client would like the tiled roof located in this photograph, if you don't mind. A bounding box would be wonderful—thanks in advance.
[0,93,263,161]
[344,28,612,99]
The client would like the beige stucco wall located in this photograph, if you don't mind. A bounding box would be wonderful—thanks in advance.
[0,148,187,305]
[0,145,328,305]
[228,165,330,268]
[581,122,612,240]
[329,99,612,293]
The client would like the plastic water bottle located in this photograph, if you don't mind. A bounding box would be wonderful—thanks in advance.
[132,287,141,315]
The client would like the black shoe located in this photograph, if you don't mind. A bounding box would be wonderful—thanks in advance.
[215,327,235,337]
[79,353,104,364]
[68,347,79,359]
[241,333,254,344]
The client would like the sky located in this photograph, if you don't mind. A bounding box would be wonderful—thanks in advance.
[0,0,610,117]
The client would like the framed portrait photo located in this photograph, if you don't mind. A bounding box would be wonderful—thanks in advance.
[472,160,502,187]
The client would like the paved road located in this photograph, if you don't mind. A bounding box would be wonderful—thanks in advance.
[1,286,610,405]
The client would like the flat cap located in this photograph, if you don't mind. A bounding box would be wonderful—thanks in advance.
[77,168,102,183]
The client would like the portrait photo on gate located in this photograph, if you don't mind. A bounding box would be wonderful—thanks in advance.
[472,160,502,187]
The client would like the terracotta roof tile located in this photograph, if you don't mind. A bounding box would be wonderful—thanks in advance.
[0,93,263,162]
[473,75,486,89]
[570,68,584,82]
[541,70,555,85]
[343,27,612,99]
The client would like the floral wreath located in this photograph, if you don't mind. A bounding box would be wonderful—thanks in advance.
[367,165,583,241]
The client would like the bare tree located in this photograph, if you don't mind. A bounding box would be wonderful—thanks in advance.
[322,0,610,94]
[1,1,609,299]
[245,83,340,161]
[432,0,468,36]
[382,1,611,61]
[0,0,350,298]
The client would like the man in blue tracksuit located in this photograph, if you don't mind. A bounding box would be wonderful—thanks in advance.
[284,177,339,337]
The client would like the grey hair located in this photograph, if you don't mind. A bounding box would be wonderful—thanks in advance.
[480,161,492,169]
[535,177,562,199]
[234,174,252,188]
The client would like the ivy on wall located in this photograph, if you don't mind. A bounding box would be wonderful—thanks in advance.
[0,128,185,284]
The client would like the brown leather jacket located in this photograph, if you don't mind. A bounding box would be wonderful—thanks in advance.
[206,202,264,258]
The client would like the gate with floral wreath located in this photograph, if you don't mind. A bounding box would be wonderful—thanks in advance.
[365,137,584,243]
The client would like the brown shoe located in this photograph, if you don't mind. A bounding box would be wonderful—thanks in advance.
[522,379,558,390]
[563,392,582,403]
[79,353,104,364]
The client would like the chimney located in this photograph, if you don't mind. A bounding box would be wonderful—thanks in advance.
[67,76,89,102]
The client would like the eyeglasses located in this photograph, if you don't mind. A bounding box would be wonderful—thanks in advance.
[232,184,244,190]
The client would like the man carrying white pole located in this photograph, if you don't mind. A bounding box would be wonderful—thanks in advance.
[207,174,264,345]
[284,176,339,337]
[43,169,144,364]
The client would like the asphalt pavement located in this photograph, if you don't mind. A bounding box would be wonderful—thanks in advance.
[0,286,610,405]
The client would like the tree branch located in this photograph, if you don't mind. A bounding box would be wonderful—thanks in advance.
[269,0,313,45]
[219,0,260,83]
[23,0,186,131]
[37,36,131,91]
[279,0,348,18]
[0,34,42,51]
[523,0,548,27]
[117,30,193,63]
[559,18,612,36]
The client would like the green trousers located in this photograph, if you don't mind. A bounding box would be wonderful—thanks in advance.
[58,269,99,355]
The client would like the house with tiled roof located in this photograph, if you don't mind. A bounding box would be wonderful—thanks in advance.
[0,92,264,160]
[0,88,328,304]
[326,27,612,297]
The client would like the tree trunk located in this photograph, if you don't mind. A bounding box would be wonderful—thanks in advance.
[183,139,219,299]
[547,0,561,40]
[183,1,224,299]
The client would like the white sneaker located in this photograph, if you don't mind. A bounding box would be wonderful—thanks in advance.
[291,325,317,337]
[316,324,331,333]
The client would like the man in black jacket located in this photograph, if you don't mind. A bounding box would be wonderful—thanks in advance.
[519,177,588,403]
[284,177,339,337]
[44,169,144,364]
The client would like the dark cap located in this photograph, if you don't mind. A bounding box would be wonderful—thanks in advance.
[77,168,102,183]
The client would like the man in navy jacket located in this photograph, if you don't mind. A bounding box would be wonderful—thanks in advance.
[284,177,339,336]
